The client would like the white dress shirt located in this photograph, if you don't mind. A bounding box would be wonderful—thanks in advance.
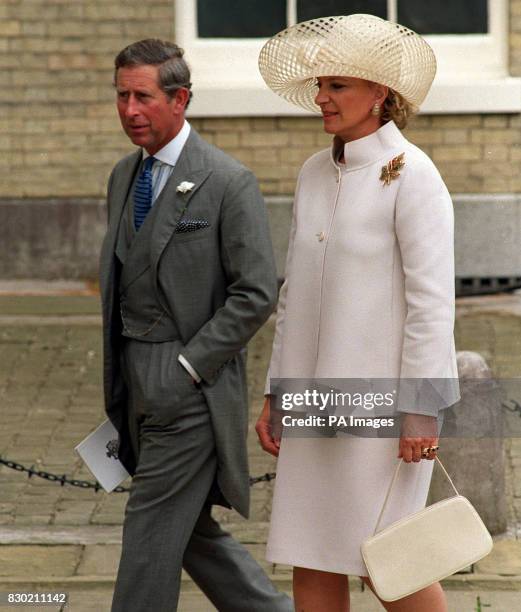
[143,119,191,204]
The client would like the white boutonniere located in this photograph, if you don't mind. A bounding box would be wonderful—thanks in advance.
[176,181,195,194]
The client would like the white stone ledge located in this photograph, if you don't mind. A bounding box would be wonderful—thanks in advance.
[186,79,521,117]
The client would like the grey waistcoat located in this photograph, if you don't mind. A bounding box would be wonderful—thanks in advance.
[115,173,178,343]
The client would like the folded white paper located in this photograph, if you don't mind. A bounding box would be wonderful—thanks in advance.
[75,419,129,492]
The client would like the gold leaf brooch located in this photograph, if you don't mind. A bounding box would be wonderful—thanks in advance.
[380,152,405,186]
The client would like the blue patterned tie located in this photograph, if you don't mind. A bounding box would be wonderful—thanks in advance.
[133,156,156,230]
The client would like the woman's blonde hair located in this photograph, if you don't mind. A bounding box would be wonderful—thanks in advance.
[381,89,415,130]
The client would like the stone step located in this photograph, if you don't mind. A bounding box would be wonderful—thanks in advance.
[0,523,272,546]
[1,573,521,594]
[0,523,289,589]
[0,544,289,585]
[1,527,521,593]
[0,576,292,593]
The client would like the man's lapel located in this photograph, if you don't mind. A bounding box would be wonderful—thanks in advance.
[99,151,141,310]
[150,130,212,285]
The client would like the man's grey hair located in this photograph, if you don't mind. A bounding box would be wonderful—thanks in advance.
[114,39,193,107]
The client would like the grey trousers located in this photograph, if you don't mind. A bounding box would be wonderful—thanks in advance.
[111,339,292,612]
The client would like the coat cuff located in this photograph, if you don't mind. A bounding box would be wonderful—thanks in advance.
[178,354,202,383]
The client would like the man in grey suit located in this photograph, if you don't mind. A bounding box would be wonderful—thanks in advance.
[99,39,291,611]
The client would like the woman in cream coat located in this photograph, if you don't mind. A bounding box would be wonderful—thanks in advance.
[256,14,459,612]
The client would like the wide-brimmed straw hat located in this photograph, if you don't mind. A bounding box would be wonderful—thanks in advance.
[258,13,436,113]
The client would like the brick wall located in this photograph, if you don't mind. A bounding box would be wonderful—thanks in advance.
[0,0,173,198]
[0,1,520,199]
[511,0,521,75]
[192,114,521,196]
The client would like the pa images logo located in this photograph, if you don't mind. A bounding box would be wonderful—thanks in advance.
[105,438,120,460]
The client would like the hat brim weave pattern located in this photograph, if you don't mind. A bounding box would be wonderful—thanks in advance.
[258,14,437,113]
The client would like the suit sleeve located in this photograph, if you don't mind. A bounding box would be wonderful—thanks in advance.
[395,158,460,414]
[181,168,278,384]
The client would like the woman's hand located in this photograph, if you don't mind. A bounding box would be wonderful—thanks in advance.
[398,413,439,463]
[255,396,281,457]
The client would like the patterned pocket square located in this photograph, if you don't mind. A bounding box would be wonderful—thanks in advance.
[175,219,210,233]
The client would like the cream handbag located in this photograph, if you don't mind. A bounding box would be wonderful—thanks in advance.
[361,456,493,602]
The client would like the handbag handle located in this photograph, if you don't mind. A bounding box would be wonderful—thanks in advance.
[373,456,459,535]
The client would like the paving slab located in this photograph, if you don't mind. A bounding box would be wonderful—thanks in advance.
[76,545,121,577]
[0,546,81,578]
[475,539,521,576]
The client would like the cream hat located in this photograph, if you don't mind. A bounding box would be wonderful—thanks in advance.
[258,13,436,113]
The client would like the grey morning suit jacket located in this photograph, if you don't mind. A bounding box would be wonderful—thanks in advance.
[99,128,278,517]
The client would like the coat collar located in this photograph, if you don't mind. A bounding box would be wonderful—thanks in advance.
[100,129,213,314]
[149,128,212,287]
[330,121,407,172]
[105,125,209,263]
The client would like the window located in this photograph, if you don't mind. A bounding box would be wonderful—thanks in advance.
[176,0,521,116]
[296,1,487,34]
[397,1,488,35]
[196,0,488,36]
[197,0,287,38]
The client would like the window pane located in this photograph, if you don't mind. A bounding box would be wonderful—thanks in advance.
[297,0,387,22]
[398,0,488,34]
[197,0,286,38]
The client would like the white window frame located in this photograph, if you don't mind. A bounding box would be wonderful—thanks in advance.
[177,0,521,116]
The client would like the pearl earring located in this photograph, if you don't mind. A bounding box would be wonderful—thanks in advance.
[372,103,381,116]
